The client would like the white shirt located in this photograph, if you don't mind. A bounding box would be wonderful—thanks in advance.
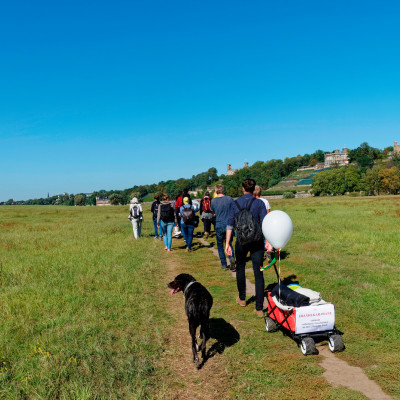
[259,197,271,211]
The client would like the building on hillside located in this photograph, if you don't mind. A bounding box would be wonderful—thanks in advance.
[226,162,249,176]
[324,148,350,167]
[96,196,111,206]
[394,141,400,154]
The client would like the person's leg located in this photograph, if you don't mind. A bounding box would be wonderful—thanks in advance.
[181,222,188,243]
[250,242,265,311]
[166,222,174,250]
[131,219,138,239]
[158,223,163,238]
[204,219,211,235]
[160,221,168,248]
[186,225,194,250]
[216,226,228,268]
[176,210,181,230]
[137,220,142,238]
[153,218,158,238]
[235,241,247,301]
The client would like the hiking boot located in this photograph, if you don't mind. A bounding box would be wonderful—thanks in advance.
[254,309,264,318]
[236,297,246,307]
[221,265,228,270]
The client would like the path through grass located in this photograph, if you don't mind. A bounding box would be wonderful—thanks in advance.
[1,197,399,399]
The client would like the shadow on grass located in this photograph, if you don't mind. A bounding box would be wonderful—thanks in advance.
[197,318,240,369]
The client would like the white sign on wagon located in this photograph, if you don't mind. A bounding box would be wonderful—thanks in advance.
[295,303,335,334]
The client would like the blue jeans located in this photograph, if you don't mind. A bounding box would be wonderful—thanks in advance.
[160,221,174,250]
[153,218,162,237]
[181,223,195,249]
[216,226,234,267]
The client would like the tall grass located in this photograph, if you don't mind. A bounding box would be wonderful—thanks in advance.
[1,197,399,399]
[0,206,171,398]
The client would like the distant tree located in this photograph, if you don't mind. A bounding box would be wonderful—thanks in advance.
[6,198,14,205]
[379,167,400,194]
[109,193,123,205]
[86,194,97,206]
[74,194,86,206]
[361,165,382,195]
[313,149,325,163]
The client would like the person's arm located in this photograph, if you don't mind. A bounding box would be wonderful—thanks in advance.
[225,229,233,256]
[157,205,161,226]
[140,204,143,219]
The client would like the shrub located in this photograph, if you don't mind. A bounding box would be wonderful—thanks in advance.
[282,192,295,199]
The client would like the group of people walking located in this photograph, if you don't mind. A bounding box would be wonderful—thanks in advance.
[129,179,272,318]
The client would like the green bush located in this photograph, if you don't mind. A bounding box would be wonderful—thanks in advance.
[282,191,295,199]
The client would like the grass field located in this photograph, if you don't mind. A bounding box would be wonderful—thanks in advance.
[1,197,399,399]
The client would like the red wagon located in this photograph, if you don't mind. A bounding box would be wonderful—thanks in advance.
[264,290,345,355]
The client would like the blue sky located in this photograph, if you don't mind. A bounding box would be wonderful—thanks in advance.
[1,0,399,201]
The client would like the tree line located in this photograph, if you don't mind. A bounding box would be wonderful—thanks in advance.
[2,143,398,206]
[312,143,400,195]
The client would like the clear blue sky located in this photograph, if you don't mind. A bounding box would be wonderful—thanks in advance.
[1,0,399,201]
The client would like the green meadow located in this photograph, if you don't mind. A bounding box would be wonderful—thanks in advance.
[0,197,399,399]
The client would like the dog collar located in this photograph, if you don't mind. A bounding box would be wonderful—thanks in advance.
[184,280,196,295]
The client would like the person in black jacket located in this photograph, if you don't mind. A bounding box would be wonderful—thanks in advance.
[151,195,162,240]
[225,179,273,317]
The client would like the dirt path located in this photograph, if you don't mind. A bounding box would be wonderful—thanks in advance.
[161,253,233,400]
[197,237,393,400]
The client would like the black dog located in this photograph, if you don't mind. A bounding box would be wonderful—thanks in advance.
[168,273,213,365]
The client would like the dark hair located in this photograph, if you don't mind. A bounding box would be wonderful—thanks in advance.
[204,191,210,197]
[242,179,256,193]
[163,193,170,201]
[154,195,160,201]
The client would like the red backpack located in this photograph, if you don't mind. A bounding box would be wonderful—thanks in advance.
[203,198,211,212]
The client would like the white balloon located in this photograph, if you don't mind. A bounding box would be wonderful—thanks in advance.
[262,210,293,249]
[192,200,200,213]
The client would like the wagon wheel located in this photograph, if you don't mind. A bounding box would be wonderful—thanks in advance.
[328,334,345,353]
[300,337,318,356]
[265,317,278,332]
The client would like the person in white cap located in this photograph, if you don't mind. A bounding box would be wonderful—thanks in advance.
[128,197,143,239]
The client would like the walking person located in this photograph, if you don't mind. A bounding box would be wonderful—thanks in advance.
[151,195,163,239]
[253,185,271,214]
[157,194,176,252]
[200,192,213,238]
[211,184,235,270]
[225,179,273,317]
[128,197,143,239]
[180,197,196,252]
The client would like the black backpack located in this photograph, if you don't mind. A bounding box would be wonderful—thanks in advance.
[234,197,263,245]
[160,203,175,223]
[130,205,140,219]
[182,207,195,224]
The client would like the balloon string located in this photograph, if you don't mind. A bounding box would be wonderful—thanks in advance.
[278,248,281,301]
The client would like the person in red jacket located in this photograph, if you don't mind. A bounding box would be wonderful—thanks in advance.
[200,192,213,238]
